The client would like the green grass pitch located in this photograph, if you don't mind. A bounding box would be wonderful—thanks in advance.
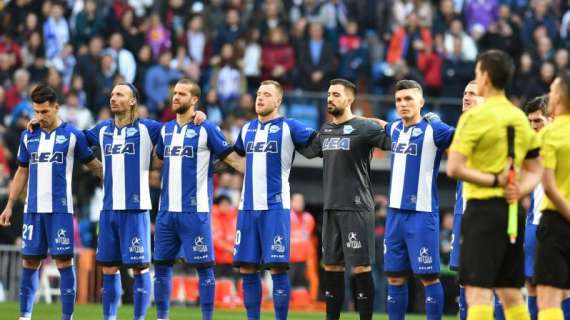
[0,301,456,319]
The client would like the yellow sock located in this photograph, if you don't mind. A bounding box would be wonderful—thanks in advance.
[505,304,531,320]
[538,308,564,320]
[468,305,494,320]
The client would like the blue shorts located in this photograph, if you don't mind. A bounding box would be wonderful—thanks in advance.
[233,209,290,268]
[154,211,214,267]
[384,208,440,276]
[22,212,74,260]
[450,213,463,270]
[524,223,538,279]
[96,210,151,267]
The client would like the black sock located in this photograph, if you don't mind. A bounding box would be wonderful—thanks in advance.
[324,271,345,320]
[353,272,374,320]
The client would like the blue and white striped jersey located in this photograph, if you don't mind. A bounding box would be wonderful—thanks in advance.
[453,181,466,215]
[85,118,161,211]
[17,123,94,214]
[527,183,543,225]
[234,117,316,210]
[387,118,455,213]
[156,120,232,213]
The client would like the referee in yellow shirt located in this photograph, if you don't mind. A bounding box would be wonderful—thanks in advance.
[534,71,570,320]
[447,49,543,320]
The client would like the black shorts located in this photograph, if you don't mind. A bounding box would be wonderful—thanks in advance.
[289,262,308,288]
[322,210,375,267]
[459,198,525,288]
[535,210,570,289]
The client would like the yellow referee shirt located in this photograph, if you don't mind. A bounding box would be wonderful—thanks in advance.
[450,95,540,200]
[541,115,570,211]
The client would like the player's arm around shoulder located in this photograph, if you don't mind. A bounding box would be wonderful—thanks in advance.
[363,118,391,151]
[285,118,321,159]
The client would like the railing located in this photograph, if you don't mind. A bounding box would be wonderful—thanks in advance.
[0,245,22,301]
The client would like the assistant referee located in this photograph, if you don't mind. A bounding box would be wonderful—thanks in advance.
[447,49,543,320]
[534,71,570,320]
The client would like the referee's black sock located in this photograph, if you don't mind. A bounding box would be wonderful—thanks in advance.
[324,271,345,320]
[353,272,374,320]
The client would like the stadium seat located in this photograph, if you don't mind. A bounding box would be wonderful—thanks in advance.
[291,288,311,307]
[183,276,199,303]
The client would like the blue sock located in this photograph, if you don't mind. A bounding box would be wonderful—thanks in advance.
[425,282,444,320]
[271,273,291,320]
[133,271,151,320]
[562,297,570,320]
[242,273,262,320]
[387,284,408,320]
[59,266,76,320]
[153,265,173,319]
[102,273,121,319]
[459,287,467,320]
[19,267,39,318]
[494,292,505,320]
[528,296,538,320]
[197,267,216,320]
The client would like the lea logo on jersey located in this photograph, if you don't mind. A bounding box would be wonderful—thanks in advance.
[164,146,195,158]
[322,137,350,151]
[245,141,278,153]
[30,152,64,164]
[391,142,418,156]
[103,143,135,155]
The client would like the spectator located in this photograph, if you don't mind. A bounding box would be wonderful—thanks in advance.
[417,46,443,97]
[320,0,349,43]
[164,0,188,43]
[170,46,200,82]
[297,22,336,91]
[478,11,522,59]
[464,0,499,40]
[289,193,316,291]
[106,32,137,83]
[69,74,87,107]
[521,0,557,51]
[43,1,70,60]
[443,19,477,61]
[538,61,555,94]
[21,13,40,43]
[261,27,296,90]
[289,0,326,25]
[393,0,433,29]
[432,0,459,42]
[202,89,223,125]
[185,15,212,75]
[386,12,433,69]
[146,12,171,60]
[0,86,6,122]
[45,67,65,103]
[243,29,262,95]
[209,43,245,112]
[21,31,44,67]
[134,45,153,103]
[554,48,569,72]
[236,93,256,120]
[27,55,49,86]
[534,36,554,64]
[74,36,103,113]
[338,20,367,83]
[49,43,76,88]
[144,50,181,114]
[215,8,243,53]
[117,9,145,55]
[0,53,13,87]
[0,32,23,68]
[58,90,94,130]
[98,52,118,106]
[211,195,239,280]
[5,68,30,111]
[440,212,454,266]
[73,0,105,45]
[255,0,289,41]
[511,52,543,103]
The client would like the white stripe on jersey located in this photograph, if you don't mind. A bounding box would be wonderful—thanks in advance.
[252,122,269,210]
[239,122,250,210]
[416,125,436,212]
[389,123,409,209]
[66,134,77,213]
[167,126,185,212]
[111,127,127,209]
[37,132,56,212]
[280,122,294,209]
[138,123,152,209]
[531,184,544,225]
[196,126,210,212]
[23,134,29,213]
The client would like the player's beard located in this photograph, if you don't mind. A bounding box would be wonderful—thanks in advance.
[174,102,191,114]
[327,104,345,117]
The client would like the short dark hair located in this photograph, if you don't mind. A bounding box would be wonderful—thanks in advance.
[523,95,549,116]
[177,78,202,98]
[394,79,423,95]
[329,78,357,96]
[557,70,570,110]
[30,84,58,104]
[476,49,514,90]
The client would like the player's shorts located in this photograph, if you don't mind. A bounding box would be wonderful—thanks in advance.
[322,210,375,267]
[153,211,214,267]
[450,213,463,271]
[21,212,74,260]
[535,210,570,289]
[384,208,440,277]
[459,198,525,288]
[524,223,538,280]
[96,210,151,268]
[233,209,290,269]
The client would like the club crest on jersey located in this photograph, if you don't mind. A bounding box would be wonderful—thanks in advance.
[271,235,286,253]
[346,232,362,249]
[343,125,354,134]
[55,229,71,245]
[129,237,144,253]
[30,152,64,164]
[55,135,68,144]
[322,137,350,151]
[246,141,278,153]
[269,125,281,134]
[411,127,423,137]
[192,236,208,253]
[126,128,138,137]
[103,143,135,155]
[185,129,197,139]
[164,145,195,158]
[418,247,432,264]
[391,142,418,155]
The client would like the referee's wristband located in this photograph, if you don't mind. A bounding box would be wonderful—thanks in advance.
[491,173,499,188]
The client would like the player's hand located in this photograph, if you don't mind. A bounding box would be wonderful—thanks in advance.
[26,119,39,132]
[194,111,207,125]
[0,208,13,226]
[423,112,440,122]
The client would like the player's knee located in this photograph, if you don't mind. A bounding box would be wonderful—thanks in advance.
[495,288,524,308]
[351,265,371,274]
[54,258,73,269]
[418,274,440,285]
[465,286,493,306]
[132,267,150,275]
[102,266,120,274]
[525,282,537,296]
[22,258,41,269]
[387,276,408,285]
[239,266,258,274]
[269,267,287,275]
[324,265,345,272]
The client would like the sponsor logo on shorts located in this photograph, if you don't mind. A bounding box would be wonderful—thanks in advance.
[192,236,208,253]
[129,237,144,254]
[55,229,71,245]
[346,232,362,249]
[418,247,432,265]
[271,235,286,253]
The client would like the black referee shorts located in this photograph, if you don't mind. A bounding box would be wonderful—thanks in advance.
[322,210,375,267]
[535,210,570,289]
[459,198,525,288]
